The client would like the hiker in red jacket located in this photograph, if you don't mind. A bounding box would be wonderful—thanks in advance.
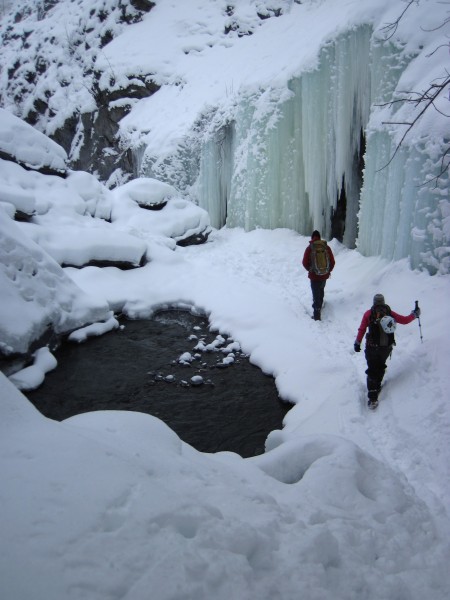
[302,230,335,320]
[354,293,421,407]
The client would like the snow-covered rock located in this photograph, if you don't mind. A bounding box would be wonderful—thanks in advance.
[114,177,176,209]
[8,347,57,391]
[0,210,110,356]
[22,223,148,269]
[0,108,67,175]
[111,178,211,245]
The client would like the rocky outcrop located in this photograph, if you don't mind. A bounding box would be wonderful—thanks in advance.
[176,230,210,247]
[0,0,157,183]
[53,75,160,182]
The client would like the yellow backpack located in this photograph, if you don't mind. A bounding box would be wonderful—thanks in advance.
[310,240,330,276]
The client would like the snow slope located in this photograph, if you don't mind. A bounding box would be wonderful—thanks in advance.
[1,225,450,599]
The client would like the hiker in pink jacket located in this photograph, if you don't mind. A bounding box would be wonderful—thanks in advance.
[354,293,420,407]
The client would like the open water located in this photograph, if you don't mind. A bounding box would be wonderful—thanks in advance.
[26,310,291,457]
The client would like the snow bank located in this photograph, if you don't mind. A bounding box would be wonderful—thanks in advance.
[0,209,110,355]
[23,224,148,268]
[8,347,57,391]
[1,372,448,599]
[113,176,177,207]
[0,107,67,173]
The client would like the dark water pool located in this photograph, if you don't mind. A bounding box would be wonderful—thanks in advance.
[26,310,291,457]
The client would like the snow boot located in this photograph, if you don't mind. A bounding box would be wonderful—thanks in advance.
[367,387,380,409]
[313,309,321,321]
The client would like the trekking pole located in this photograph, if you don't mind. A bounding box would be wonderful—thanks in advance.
[415,300,423,343]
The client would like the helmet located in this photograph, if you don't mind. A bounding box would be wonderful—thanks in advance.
[373,293,385,306]
[380,315,396,334]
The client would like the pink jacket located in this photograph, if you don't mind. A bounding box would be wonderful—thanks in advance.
[356,309,415,344]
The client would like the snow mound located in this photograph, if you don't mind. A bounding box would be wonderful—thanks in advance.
[24,224,148,268]
[8,347,57,391]
[111,179,211,244]
[0,209,110,355]
[114,177,177,207]
[0,108,67,174]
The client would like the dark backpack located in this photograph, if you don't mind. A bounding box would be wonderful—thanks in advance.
[310,240,330,276]
[368,304,396,347]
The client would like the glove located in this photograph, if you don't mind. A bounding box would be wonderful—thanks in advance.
[412,307,421,318]
[354,341,361,353]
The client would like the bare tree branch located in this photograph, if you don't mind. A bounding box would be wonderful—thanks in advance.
[371,1,450,182]
[379,0,417,40]
[374,67,450,173]
[427,43,450,58]
[421,14,450,32]
[376,76,448,171]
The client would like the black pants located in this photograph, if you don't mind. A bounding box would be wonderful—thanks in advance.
[365,345,393,393]
[310,280,326,311]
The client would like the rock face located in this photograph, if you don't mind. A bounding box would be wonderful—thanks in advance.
[53,76,160,182]
[0,0,157,183]
[176,231,210,247]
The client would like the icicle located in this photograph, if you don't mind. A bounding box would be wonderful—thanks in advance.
[357,131,449,272]
[196,26,374,244]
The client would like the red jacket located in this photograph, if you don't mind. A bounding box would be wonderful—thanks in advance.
[356,309,415,344]
[302,239,335,281]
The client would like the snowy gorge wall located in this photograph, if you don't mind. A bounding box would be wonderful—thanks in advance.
[0,0,449,273]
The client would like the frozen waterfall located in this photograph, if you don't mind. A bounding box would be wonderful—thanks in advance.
[139,25,449,274]
[358,132,449,274]
[196,26,375,246]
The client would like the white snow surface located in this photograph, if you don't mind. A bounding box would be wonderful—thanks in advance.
[8,346,57,391]
[0,107,67,173]
[0,209,111,355]
[1,219,450,597]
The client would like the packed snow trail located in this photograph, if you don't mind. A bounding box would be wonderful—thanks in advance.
[71,225,449,525]
[172,228,450,528]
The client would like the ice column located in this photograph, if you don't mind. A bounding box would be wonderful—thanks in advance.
[357,39,449,273]
[358,132,449,273]
[195,26,374,244]
[197,123,235,228]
